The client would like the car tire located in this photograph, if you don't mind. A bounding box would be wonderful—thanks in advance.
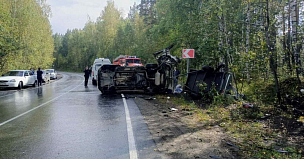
[18,82,23,89]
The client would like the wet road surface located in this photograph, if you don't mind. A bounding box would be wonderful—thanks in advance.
[0,72,163,159]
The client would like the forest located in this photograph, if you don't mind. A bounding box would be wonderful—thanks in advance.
[0,0,54,74]
[53,0,304,102]
[0,0,303,102]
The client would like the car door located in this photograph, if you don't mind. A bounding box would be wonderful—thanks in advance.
[28,71,35,84]
[23,71,30,85]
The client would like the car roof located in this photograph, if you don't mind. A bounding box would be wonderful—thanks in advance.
[94,58,111,63]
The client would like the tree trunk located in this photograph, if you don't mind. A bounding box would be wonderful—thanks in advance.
[282,5,292,74]
[287,0,295,71]
[246,1,250,82]
[291,0,301,83]
[223,14,230,72]
[265,0,281,104]
[218,15,224,67]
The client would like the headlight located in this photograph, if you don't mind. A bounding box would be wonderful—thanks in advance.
[9,79,16,82]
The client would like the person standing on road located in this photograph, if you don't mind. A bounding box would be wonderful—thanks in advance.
[173,66,180,88]
[84,66,90,86]
[37,68,43,87]
[89,66,92,77]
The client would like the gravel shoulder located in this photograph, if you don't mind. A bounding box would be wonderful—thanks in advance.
[133,95,239,159]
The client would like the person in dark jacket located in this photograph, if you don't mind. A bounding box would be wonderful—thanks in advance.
[173,66,180,88]
[89,66,92,77]
[37,68,43,87]
[84,66,91,86]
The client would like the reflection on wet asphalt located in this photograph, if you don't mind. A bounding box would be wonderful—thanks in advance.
[0,72,163,159]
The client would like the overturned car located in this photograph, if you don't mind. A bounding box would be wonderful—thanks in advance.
[184,64,237,98]
[97,45,181,94]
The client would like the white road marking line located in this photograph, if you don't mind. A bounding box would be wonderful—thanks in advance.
[121,94,138,159]
[0,82,83,127]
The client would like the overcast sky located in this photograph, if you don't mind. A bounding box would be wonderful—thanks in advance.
[48,0,140,34]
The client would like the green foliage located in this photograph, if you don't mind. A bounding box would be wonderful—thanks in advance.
[198,81,235,106]
[0,0,54,75]
[230,104,265,120]
[53,0,304,109]
[242,80,275,103]
[212,94,235,107]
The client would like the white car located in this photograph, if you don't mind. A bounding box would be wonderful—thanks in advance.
[42,70,50,83]
[34,70,50,83]
[45,69,57,80]
[92,58,111,85]
[0,70,37,89]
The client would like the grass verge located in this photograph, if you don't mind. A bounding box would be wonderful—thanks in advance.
[155,92,303,159]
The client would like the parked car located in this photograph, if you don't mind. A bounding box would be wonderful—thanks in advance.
[45,69,57,80]
[0,70,37,89]
[34,70,50,83]
[42,70,50,83]
[92,58,111,85]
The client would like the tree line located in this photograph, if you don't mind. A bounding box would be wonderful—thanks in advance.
[0,0,54,75]
[54,0,302,100]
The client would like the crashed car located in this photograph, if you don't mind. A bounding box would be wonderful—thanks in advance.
[184,64,239,99]
[97,45,181,94]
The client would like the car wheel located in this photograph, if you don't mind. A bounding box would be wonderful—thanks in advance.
[18,82,23,89]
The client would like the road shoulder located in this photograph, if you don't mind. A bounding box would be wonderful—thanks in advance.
[134,96,238,159]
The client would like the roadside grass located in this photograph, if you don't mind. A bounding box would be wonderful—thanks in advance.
[155,88,303,158]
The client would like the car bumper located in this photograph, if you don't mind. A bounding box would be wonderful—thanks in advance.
[42,77,49,82]
[0,82,19,88]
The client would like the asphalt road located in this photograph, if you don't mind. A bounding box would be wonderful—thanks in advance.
[0,72,163,159]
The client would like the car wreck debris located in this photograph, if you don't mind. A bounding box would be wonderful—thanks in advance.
[184,64,239,99]
[97,45,181,94]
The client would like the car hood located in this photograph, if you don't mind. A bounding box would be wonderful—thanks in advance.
[0,76,24,80]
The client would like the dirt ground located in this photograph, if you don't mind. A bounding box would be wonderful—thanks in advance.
[132,95,239,159]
